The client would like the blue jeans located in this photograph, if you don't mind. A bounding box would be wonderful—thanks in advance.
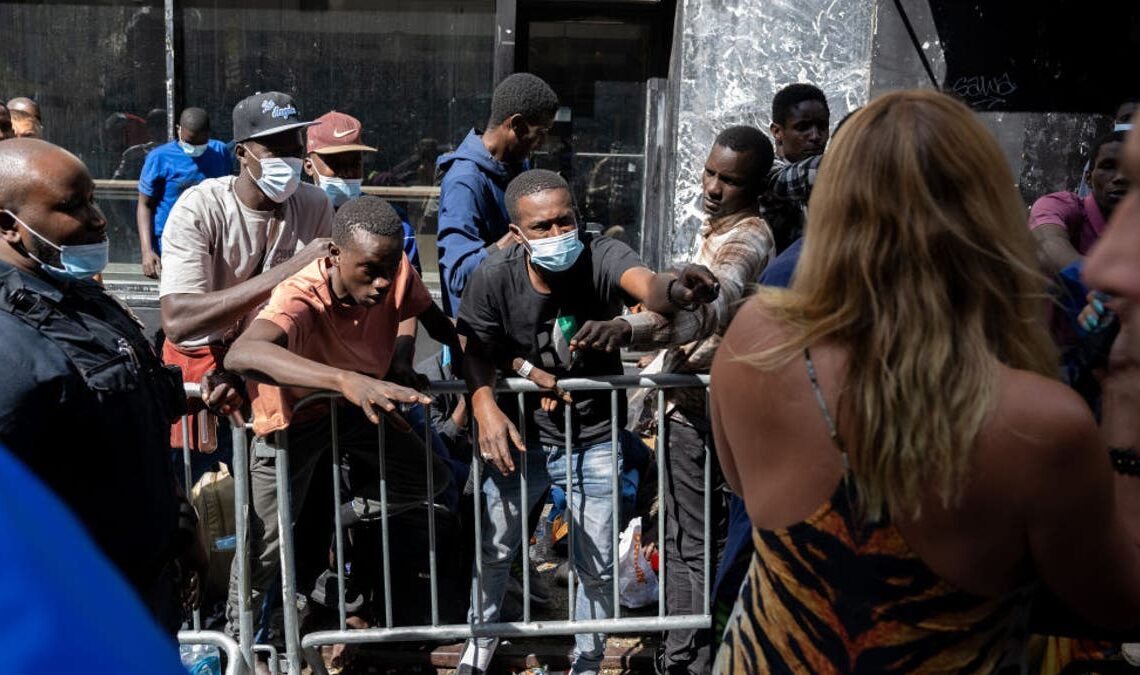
[462,440,619,674]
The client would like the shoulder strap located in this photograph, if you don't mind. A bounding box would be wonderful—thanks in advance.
[804,347,849,467]
[0,269,133,388]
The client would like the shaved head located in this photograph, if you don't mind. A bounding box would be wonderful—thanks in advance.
[7,97,40,120]
[0,138,104,278]
[0,138,84,211]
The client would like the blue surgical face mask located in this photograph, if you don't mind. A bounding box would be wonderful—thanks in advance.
[243,147,303,203]
[316,173,362,208]
[179,140,208,157]
[4,209,109,281]
[524,227,583,273]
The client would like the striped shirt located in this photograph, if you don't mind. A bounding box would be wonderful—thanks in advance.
[623,207,774,414]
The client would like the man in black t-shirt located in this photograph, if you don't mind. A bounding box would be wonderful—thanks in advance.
[455,169,718,675]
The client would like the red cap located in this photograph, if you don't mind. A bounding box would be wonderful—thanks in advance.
[306,111,377,154]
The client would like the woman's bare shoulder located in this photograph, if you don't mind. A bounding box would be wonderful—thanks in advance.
[719,293,796,356]
[982,366,1102,478]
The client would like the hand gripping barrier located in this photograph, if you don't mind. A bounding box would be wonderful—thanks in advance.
[220,374,712,675]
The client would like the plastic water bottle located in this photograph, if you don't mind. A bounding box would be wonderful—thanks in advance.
[179,644,221,675]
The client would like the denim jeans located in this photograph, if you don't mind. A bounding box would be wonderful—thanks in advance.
[461,440,620,675]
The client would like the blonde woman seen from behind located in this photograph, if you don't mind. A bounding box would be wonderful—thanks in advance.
[710,89,1140,674]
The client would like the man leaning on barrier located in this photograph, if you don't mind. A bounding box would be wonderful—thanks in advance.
[158,91,333,480]
[222,195,459,648]
[455,169,720,675]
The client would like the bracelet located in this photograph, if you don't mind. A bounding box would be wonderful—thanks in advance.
[666,277,697,311]
[1109,447,1140,476]
[516,360,535,379]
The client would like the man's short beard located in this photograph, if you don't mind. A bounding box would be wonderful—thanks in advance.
[24,234,62,268]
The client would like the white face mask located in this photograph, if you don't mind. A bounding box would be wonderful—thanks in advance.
[179,140,208,157]
[315,173,363,208]
[244,149,303,203]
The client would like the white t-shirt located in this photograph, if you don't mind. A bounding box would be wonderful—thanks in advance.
[159,176,334,347]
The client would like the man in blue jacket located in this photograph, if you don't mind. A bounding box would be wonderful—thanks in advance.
[436,72,558,316]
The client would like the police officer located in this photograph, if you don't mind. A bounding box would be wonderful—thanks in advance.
[0,138,203,631]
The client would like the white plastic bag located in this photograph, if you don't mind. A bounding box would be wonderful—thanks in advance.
[618,516,659,608]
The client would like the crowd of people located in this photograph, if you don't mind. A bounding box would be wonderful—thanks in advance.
[1,66,1139,675]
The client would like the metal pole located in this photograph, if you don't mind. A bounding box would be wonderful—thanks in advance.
[177,630,244,675]
[424,407,439,627]
[301,613,711,648]
[230,420,254,672]
[565,399,574,622]
[273,432,302,675]
[330,404,347,631]
[163,0,176,141]
[611,390,621,619]
[377,421,393,628]
[180,415,202,631]
[517,393,530,623]
[656,389,667,617]
[253,645,281,675]
[473,422,484,622]
[703,391,712,616]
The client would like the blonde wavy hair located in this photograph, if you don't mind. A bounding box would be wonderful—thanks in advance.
[741,90,1057,520]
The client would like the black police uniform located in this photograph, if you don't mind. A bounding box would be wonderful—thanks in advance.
[0,260,190,629]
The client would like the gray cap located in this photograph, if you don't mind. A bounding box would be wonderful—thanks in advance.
[231,91,316,142]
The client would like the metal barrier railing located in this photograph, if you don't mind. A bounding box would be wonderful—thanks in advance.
[92,178,440,200]
[177,630,245,675]
[188,374,712,675]
[177,383,257,675]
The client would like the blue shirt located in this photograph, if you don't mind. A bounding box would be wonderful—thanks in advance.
[138,139,234,252]
[758,236,803,287]
[0,445,187,674]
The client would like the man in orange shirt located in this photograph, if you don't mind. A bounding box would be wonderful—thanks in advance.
[222,195,459,645]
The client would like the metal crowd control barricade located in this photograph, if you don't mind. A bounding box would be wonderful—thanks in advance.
[243,373,712,675]
[177,630,245,675]
[176,383,257,675]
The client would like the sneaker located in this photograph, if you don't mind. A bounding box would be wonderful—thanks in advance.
[553,560,575,587]
[506,563,553,608]
[527,565,553,607]
[309,569,364,613]
[500,583,524,622]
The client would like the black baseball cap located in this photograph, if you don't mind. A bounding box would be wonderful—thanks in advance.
[232,91,317,142]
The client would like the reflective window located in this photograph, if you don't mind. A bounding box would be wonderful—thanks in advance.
[525,14,669,256]
[181,0,494,197]
[0,1,169,178]
[1,0,494,270]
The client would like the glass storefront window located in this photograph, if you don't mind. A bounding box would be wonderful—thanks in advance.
[0,1,169,178]
[181,0,494,199]
[1,0,494,271]
[525,16,663,256]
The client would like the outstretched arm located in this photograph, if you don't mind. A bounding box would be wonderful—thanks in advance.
[568,263,722,353]
[617,224,773,348]
[224,319,431,428]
